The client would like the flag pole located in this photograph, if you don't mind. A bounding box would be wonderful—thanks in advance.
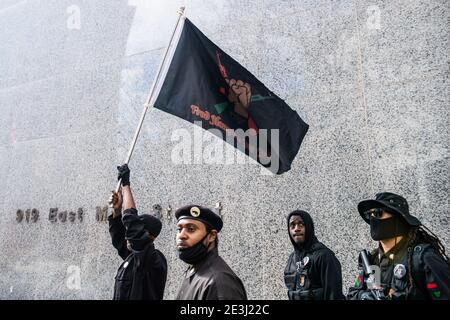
[113,7,185,195]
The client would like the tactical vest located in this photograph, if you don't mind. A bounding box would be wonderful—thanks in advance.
[286,252,324,300]
[367,244,431,300]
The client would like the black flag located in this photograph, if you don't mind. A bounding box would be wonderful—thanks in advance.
[154,19,309,174]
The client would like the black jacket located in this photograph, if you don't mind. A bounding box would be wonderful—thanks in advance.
[109,208,167,300]
[176,246,247,300]
[347,239,450,300]
[284,211,344,300]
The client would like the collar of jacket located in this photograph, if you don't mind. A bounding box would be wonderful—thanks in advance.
[186,246,219,278]
[375,236,409,265]
[294,240,324,256]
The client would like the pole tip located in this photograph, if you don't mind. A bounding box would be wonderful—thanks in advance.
[178,6,185,15]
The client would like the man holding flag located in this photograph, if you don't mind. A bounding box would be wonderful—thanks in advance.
[108,164,167,300]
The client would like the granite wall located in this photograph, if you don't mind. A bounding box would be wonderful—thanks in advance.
[0,0,448,299]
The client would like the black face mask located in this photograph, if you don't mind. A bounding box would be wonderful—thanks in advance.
[370,216,410,241]
[178,233,210,265]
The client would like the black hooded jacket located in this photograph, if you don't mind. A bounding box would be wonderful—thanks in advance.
[109,208,167,300]
[284,210,344,300]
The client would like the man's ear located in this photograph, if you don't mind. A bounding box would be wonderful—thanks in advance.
[208,230,218,244]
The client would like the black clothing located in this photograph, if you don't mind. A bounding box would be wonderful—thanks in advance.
[176,246,247,300]
[175,205,223,232]
[109,208,167,300]
[347,239,450,300]
[284,210,344,300]
[358,192,421,226]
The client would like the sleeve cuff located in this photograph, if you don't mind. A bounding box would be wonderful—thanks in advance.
[123,207,138,216]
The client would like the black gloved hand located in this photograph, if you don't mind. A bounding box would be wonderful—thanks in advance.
[117,164,130,186]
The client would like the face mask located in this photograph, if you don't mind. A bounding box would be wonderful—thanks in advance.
[370,216,410,241]
[178,233,210,265]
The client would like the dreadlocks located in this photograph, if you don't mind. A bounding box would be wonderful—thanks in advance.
[410,225,449,264]
[406,225,449,298]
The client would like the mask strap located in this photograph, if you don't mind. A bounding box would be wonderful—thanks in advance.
[199,230,211,247]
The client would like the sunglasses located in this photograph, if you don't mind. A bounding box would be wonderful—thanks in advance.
[363,208,384,220]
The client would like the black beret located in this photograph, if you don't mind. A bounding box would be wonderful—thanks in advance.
[175,205,223,232]
[139,214,162,237]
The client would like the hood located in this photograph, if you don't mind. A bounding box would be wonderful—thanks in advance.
[287,210,318,251]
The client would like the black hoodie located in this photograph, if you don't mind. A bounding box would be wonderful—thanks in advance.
[109,208,167,300]
[284,210,344,300]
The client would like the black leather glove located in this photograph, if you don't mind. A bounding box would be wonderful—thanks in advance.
[117,164,130,186]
